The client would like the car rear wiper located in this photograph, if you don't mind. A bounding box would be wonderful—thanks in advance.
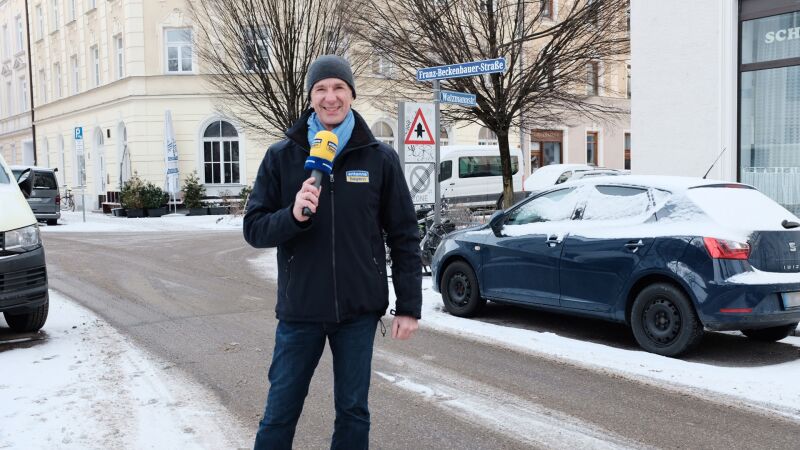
[782,219,799,229]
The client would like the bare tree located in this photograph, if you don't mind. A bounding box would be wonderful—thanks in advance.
[354,0,630,208]
[189,0,360,140]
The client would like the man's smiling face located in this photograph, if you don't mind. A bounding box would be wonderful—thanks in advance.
[310,78,354,130]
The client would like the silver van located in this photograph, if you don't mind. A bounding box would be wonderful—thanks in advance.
[10,166,61,225]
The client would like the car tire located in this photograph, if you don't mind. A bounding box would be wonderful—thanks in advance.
[4,296,49,333]
[441,261,485,317]
[46,219,57,226]
[741,323,797,342]
[631,283,703,357]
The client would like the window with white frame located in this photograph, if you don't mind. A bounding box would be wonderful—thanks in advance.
[370,121,394,148]
[39,69,47,104]
[88,0,97,10]
[6,81,13,115]
[165,28,193,73]
[35,5,43,40]
[586,131,599,166]
[586,61,599,96]
[478,127,498,145]
[626,64,631,99]
[324,26,349,59]
[51,0,60,31]
[91,45,99,87]
[541,0,553,19]
[20,76,28,111]
[54,62,61,98]
[203,120,240,184]
[3,25,9,59]
[243,27,269,72]
[68,0,76,21]
[71,54,79,94]
[115,35,124,79]
[371,51,395,77]
[16,15,24,51]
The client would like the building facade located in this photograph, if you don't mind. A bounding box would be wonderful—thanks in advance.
[632,0,800,214]
[15,0,629,210]
[0,0,34,166]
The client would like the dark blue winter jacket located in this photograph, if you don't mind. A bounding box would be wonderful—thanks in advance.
[243,109,422,322]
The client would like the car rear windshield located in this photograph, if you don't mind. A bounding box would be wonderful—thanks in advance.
[687,187,798,230]
[34,171,58,189]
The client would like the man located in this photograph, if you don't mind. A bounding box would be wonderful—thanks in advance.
[243,55,422,450]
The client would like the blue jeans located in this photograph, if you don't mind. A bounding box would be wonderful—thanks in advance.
[254,314,379,450]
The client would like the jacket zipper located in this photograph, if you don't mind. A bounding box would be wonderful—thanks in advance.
[331,172,340,322]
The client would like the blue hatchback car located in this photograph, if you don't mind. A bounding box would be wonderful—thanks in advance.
[431,176,800,356]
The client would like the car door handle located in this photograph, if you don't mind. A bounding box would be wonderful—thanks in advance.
[545,235,563,247]
[625,239,644,252]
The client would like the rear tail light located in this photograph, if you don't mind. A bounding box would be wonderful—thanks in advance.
[703,237,750,260]
[55,194,61,205]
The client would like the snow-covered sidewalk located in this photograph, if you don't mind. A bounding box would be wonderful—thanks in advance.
[0,291,249,450]
[41,210,243,233]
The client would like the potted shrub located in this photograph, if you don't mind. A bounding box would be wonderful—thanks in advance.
[120,173,146,218]
[182,171,207,216]
[143,182,168,217]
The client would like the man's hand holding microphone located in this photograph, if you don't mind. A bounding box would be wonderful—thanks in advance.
[293,130,337,222]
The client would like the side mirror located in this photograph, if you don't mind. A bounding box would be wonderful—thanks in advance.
[17,168,33,199]
[489,210,505,236]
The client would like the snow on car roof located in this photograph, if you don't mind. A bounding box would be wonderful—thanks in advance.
[560,174,744,192]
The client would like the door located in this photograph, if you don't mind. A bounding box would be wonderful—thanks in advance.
[559,185,656,312]
[481,187,582,306]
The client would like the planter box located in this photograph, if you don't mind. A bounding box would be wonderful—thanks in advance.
[126,208,146,218]
[111,208,127,217]
[147,207,168,218]
[188,207,208,216]
[208,206,228,215]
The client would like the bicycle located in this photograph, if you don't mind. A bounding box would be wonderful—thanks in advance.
[60,187,75,212]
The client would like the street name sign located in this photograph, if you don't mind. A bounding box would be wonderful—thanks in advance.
[439,90,477,107]
[416,58,507,82]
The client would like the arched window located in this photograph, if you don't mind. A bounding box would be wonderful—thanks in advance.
[478,127,498,145]
[440,127,449,146]
[203,120,240,184]
[371,121,394,148]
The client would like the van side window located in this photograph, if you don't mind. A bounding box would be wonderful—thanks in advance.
[439,160,452,182]
[458,156,518,178]
[0,167,9,184]
[34,172,58,189]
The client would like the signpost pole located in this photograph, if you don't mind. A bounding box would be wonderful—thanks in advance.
[433,80,441,226]
[74,127,86,223]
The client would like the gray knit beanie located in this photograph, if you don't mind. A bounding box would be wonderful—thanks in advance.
[306,55,356,99]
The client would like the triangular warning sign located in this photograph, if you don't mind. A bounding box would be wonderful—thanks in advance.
[404,108,436,145]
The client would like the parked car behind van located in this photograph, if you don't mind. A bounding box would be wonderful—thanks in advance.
[10,165,61,225]
[0,156,49,332]
[522,164,624,198]
[439,145,524,209]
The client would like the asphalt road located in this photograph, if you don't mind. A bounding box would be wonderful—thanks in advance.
[38,231,800,449]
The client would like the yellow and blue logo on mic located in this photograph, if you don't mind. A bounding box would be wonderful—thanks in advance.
[305,130,338,174]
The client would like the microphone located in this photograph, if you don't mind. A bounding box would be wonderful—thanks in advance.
[302,130,338,217]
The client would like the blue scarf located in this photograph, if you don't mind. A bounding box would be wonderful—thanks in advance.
[307,110,355,160]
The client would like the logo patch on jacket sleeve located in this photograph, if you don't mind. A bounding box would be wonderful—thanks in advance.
[346,170,370,183]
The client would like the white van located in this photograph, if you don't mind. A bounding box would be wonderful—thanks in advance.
[438,145,524,209]
[0,154,49,332]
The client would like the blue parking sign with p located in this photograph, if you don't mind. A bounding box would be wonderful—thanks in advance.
[74,127,83,140]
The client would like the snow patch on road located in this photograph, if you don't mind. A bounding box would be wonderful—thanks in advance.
[0,291,249,449]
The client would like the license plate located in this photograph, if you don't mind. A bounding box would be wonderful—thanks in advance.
[782,291,800,309]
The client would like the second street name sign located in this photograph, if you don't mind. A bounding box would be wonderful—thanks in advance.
[439,90,477,107]
[417,58,506,82]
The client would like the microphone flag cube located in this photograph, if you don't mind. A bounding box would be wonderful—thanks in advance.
[305,130,338,174]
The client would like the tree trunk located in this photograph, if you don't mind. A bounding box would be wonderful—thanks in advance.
[497,131,515,210]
